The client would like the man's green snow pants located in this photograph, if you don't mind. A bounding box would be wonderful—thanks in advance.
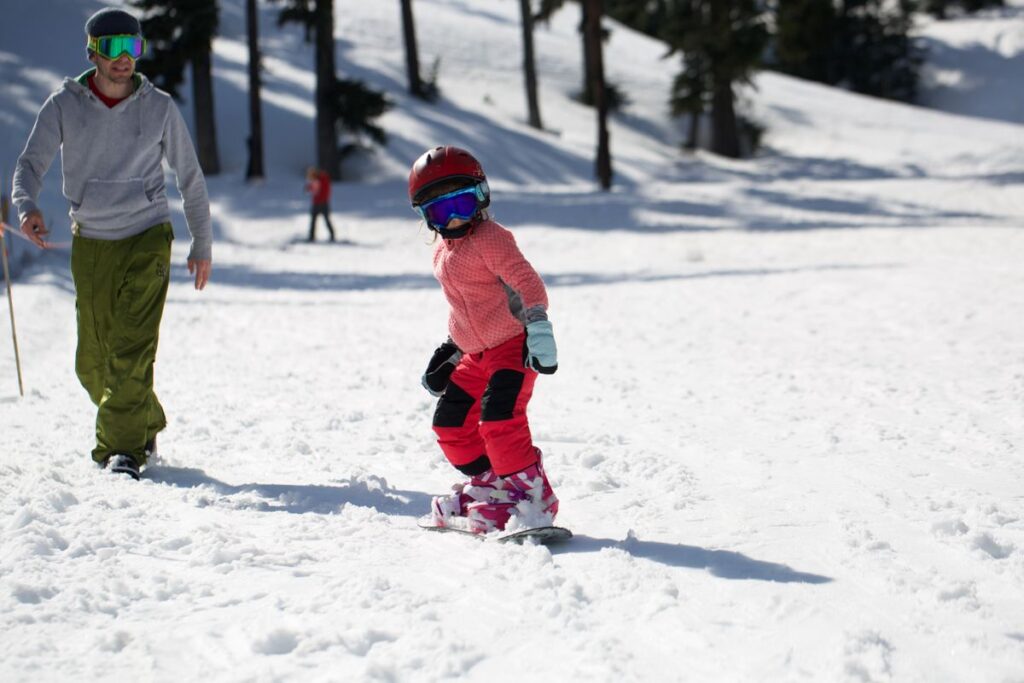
[71,222,173,465]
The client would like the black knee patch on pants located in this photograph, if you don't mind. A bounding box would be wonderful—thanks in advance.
[455,454,492,476]
[481,370,524,422]
[433,381,475,428]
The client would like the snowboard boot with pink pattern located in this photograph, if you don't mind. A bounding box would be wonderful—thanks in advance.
[466,452,559,534]
[430,470,502,527]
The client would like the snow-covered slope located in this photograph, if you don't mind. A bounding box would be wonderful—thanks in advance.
[916,0,1024,125]
[2,1,1023,681]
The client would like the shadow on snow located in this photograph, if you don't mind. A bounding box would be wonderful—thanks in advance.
[144,467,832,582]
[560,534,833,584]
[154,261,901,294]
[145,465,433,518]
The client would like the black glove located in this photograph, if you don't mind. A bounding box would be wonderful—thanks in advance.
[422,340,463,396]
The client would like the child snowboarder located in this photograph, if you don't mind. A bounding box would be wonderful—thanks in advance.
[409,145,560,534]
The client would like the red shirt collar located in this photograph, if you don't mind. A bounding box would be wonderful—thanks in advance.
[88,74,128,108]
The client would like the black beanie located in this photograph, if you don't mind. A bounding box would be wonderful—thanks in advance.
[85,8,142,38]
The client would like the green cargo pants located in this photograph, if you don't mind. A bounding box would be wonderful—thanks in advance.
[71,222,173,465]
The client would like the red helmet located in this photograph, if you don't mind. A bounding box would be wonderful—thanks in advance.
[408,146,487,206]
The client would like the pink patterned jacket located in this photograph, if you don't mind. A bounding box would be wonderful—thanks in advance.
[432,218,548,355]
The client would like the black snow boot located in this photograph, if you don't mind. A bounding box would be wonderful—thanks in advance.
[107,454,141,480]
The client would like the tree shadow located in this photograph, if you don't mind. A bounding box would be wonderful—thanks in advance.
[144,465,433,518]
[159,260,900,294]
[673,149,906,183]
[21,249,899,296]
[558,534,833,584]
[740,186,997,230]
[970,171,1024,187]
[916,36,1024,126]
[184,261,438,292]
[545,262,902,288]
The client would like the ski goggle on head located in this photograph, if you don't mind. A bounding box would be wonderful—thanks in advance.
[88,34,147,61]
[414,182,489,230]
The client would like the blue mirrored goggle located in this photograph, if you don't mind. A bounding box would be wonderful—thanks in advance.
[88,34,147,61]
[414,182,488,230]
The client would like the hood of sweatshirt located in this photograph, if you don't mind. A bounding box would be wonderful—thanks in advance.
[66,68,154,137]
[12,68,212,260]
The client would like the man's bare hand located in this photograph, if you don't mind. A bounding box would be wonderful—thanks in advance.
[20,211,49,248]
[188,259,212,290]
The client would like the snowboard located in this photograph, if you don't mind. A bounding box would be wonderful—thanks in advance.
[417,517,572,545]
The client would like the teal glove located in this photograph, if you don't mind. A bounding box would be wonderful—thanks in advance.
[525,320,558,374]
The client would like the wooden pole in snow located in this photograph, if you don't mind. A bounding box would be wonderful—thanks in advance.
[0,175,25,397]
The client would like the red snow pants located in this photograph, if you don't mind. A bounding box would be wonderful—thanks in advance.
[432,333,539,477]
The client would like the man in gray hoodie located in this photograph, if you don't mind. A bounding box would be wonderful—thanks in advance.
[9,7,213,479]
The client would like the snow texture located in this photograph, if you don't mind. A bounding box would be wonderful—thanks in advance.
[2,0,1023,681]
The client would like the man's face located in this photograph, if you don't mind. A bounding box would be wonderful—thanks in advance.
[91,52,135,85]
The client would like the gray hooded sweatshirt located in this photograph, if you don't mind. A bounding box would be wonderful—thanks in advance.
[13,70,212,261]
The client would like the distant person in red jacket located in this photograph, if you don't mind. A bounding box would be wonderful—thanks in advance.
[304,166,335,242]
[409,146,560,535]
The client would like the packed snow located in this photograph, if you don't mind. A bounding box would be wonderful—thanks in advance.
[2,1,1023,681]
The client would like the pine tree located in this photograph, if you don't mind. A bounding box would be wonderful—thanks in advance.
[835,0,921,102]
[773,0,923,103]
[923,0,1004,19]
[276,0,314,42]
[606,0,669,36]
[664,0,768,158]
[774,0,838,85]
[334,79,392,155]
[536,0,626,109]
[131,0,222,175]
[274,0,339,178]
[670,50,708,150]
[274,0,391,175]
[606,1,766,157]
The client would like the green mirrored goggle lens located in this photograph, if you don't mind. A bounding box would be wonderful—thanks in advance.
[88,35,147,60]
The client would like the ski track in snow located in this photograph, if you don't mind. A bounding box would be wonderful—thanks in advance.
[2,0,1024,681]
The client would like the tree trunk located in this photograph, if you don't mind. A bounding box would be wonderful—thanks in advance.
[708,0,740,158]
[686,111,700,150]
[710,78,740,158]
[190,45,221,176]
[519,0,543,129]
[245,0,265,181]
[400,0,425,98]
[579,3,594,104]
[315,0,340,180]
[583,0,611,189]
